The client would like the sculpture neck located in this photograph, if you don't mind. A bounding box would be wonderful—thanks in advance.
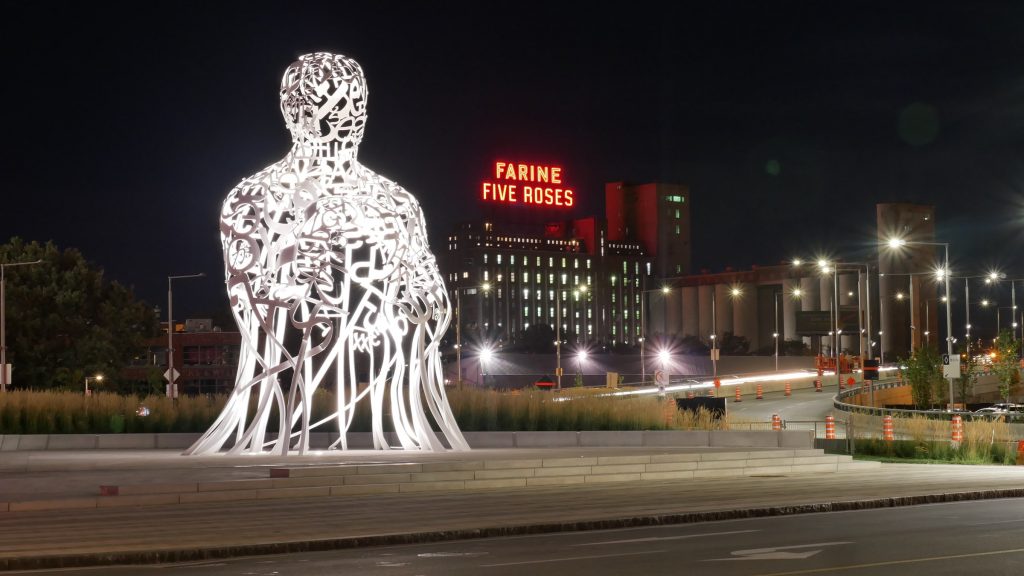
[286,140,359,176]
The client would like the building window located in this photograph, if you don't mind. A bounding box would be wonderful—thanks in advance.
[484,254,488,264]
[523,288,529,299]
[586,259,592,269]
[497,273,503,282]
[536,273,542,283]
[667,195,684,203]
[676,264,681,274]
[561,257,566,268]
[536,256,541,266]
[462,272,469,279]
[675,224,681,235]
[675,208,681,218]
[484,270,489,281]
[611,293,616,303]
[496,254,502,265]
[510,255,516,265]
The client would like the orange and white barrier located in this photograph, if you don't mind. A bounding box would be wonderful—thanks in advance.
[734,387,742,402]
[784,382,791,396]
[951,414,963,445]
[756,383,764,400]
[772,414,782,431]
[883,415,894,441]
[686,390,694,399]
[825,415,836,439]
[815,379,822,392]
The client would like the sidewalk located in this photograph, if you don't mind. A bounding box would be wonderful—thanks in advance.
[2,448,1024,570]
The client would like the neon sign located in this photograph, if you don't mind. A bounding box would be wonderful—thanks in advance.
[481,161,575,207]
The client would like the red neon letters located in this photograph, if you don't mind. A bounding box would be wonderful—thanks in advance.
[481,161,575,207]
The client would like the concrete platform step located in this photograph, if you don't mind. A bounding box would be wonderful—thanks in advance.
[2,450,879,513]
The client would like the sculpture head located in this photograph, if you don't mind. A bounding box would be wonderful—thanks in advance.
[280,52,367,150]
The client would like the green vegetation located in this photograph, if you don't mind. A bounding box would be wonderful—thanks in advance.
[853,439,1013,464]
[991,329,1022,403]
[849,412,1017,465]
[900,345,945,408]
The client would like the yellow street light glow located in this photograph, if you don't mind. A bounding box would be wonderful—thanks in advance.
[657,349,670,363]
[662,286,670,294]
[792,259,802,266]
[888,238,906,248]
[482,282,491,291]
[896,292,905,300]
[792,288,803,297]
[817,259,828,268]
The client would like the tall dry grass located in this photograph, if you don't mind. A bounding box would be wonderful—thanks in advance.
[1,387,764,434]
[0,390,225,434]
[849,412,1015,463]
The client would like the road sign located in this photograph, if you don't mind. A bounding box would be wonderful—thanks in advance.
[942,354,960,379]
[163,367,180,383]
[711,349,720,361]
[654,370,667,388]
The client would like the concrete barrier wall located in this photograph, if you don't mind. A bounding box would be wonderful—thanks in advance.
[0,430,813,451]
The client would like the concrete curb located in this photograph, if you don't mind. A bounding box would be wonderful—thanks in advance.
[5,487,1024,571]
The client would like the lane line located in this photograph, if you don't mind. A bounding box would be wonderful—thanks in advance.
[574,529,759,546]
[480,549,665,567]
[752,546,1024,575]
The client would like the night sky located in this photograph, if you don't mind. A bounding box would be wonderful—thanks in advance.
[4,1,1023,319]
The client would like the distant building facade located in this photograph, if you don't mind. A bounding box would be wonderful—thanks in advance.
[123,318,241,395]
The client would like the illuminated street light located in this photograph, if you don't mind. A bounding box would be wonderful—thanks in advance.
[84,373,104,396]
[886,235,954,409]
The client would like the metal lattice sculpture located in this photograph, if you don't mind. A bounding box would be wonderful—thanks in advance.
[186,53,469,455]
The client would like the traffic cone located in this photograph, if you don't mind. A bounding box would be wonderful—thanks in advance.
[883,415,894,441]
[706,387,715,397]
[771,414,782,431]
[784,382,791,397]
[756,383,764,400]
[815,379,822,392]
[825,415,836,439]
[951,414,963,445]
[734,386,742,402]
[686,390,694,399]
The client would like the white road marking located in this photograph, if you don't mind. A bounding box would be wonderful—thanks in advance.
[706,541,853,561]
[481,549,665,567]
[417,552,488,558]
[574,529,759,546]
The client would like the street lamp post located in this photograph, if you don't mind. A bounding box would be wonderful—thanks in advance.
[773,290,780,371]
[639,286,671,386]
[167,273,205,402]
[84,374,104,396]
[455,287,462,387]
[556,286,562,389]
[711,288,718,380]
[1,259,42,392]
[888,238,953,409]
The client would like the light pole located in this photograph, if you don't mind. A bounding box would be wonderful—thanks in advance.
[710,287,718,380]
[1,259,42,392]
[556,286,562,389]
[455,286,462,387]
[773,287,779,372]
[639,285,671,385]
[167,272,205,402]
[84,374,104,396]
[888,238,954,409]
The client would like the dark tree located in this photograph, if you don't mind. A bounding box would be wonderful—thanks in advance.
[1,238,159,390]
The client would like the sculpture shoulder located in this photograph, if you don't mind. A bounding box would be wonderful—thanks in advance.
[366,171,423,217]
[223,162,287,207]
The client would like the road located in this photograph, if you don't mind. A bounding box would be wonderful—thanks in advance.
[27,498,1024,575]
[727,386,836,420]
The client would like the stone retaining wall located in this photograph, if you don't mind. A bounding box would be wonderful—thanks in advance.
[0,430,812,451]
